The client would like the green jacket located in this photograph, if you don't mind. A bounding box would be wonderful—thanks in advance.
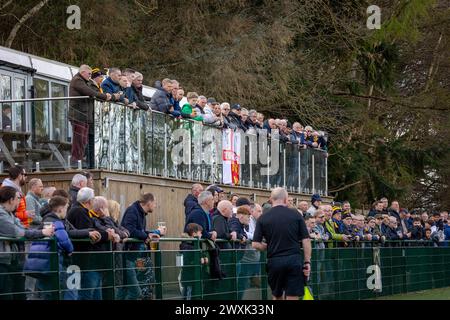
[181,103,203,121]
[324,218,345,247]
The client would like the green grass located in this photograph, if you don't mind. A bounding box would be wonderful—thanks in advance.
[373,287,450,300]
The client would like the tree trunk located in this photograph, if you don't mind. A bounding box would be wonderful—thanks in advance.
[5,0,49,48]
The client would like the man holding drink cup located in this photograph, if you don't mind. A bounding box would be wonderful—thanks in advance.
[119,193,166,300]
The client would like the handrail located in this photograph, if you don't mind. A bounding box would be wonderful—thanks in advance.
[0,96,90,103]
[0,236,445,245]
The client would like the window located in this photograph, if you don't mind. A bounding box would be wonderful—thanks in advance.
[13,78,25,132]
[0,75,12,130]
[34,78,50,139]
[51,83,68,141]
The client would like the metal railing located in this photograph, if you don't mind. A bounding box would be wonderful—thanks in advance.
[0,237,449,300]
[1,97,328,194]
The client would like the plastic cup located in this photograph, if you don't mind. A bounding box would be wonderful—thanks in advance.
[150,234,159,251]
[43,222,53,230]
[157,221,166,228]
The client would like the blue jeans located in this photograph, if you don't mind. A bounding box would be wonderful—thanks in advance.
[79,271,102,300]
[116,258,142,300]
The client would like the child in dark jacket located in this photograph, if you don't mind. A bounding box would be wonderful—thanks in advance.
[410,218,424,241]
[179,223,209,300]
[24,196,76,300]
[228,207,251,250]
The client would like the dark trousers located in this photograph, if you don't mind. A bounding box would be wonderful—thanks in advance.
[71,120,88,162]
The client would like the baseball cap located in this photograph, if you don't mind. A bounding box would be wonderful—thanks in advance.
[236,197,252,207]
[231,104,241,110]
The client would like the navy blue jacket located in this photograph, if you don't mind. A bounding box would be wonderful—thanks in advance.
[388,209,401,224]
[384,226,401,240]
[290,131,306,145]
[101,77,126,103]
[444,225,450,241]
[228,216,247,249]
[121,201,159,251]
[184,204,213,239]
[23,220,73,275]
[184,194,198,219]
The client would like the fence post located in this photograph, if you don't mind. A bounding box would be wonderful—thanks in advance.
[154,244,163,299]
[312,153,315,194]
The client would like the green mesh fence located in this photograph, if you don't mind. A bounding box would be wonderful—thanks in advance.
[1,237,449,300]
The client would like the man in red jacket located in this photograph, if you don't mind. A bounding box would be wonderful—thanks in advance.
[1,166,29,227]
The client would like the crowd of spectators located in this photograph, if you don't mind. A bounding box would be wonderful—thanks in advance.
[1,166,448,300]
[301,194,450,247]
[70,65,328,154]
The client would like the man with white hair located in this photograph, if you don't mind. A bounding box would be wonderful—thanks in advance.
[297,201,309,217]
[184,191,217,240]
[252,187,311,300]
[129,71,150,110]
[69,64,112,164]
[92,196,120,243]
[67,187,115,300]
[68,173,87,209]
[212,200,236,249]
[40,186,56,205]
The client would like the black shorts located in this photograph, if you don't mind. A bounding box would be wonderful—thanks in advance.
[267,254,304,297]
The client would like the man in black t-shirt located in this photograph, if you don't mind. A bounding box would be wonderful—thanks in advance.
[252,187,312,300]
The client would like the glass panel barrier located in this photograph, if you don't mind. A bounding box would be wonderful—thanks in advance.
[300,148,313,193]
[140,110,153,174]
[109,102,126,171]
[152,112,165,176]
[2,97,328,191]
[124,107,140,173]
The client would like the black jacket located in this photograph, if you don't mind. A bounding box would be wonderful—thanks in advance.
[131,85,150,110]
[228,216,246,249]
[66,202,109,251]
[211,210,232,249]
[410,226,424,240]
[228,112,246,131]
[68,186,80,209]
[184,204,213,240]
[40,203,51,219]
[388,209,401,224]
[184,194,198,219]
[98,216,129,239]
[42,211,90,239]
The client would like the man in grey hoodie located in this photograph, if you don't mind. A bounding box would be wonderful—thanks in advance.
[0,186,54,300]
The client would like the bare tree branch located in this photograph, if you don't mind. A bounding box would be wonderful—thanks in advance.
[0,0,12,11]
[329,180,362,193]
[5,0,49,48]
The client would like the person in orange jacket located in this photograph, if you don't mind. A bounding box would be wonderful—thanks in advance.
[1,166,31,228]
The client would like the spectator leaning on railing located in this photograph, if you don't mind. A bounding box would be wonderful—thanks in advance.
[67,187,115,300]
[150,78,174,114]
[69,64,111,165]
[212,200,235,250]
[101,68,127,104]
[0,186,54,300]
[129,72,150,110]
[184,191,217,241]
